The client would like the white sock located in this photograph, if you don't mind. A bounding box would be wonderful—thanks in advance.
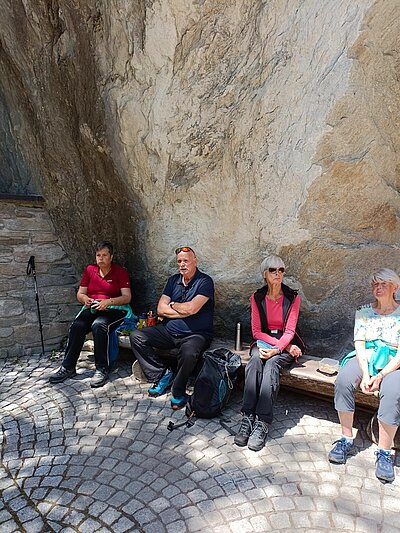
[341,435,353,444]
[377,447,391,454]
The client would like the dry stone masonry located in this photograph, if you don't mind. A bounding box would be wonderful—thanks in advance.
[0,197,79,357]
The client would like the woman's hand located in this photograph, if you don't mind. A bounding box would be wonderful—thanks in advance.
[360,373,372,394]
[259,348,280,359]
[92,299,111,311]
[360,372,381,395]
[288,344,302,359]
[366,374,383,394]
[82,295,93,308]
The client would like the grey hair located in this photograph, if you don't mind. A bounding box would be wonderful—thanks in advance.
[260,254,285,276]
[369,268,400,289]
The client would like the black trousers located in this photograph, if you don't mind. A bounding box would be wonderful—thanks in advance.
[129,324,210,397]
[63,308,126,373]
[241,345,293,423]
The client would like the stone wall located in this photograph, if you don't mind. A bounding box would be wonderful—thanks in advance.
[1,1,399,355]
[0,197,79,357]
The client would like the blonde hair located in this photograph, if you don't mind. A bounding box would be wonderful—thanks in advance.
[369,268,400,289]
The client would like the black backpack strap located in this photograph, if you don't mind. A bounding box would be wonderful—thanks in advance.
[167,412,236,436]
[219,416,236,436]
[167,411,196,432]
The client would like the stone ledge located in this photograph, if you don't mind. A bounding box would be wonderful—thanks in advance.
[0,194,45,206]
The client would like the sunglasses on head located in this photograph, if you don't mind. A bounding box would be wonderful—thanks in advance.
[175,246,195,255]
[268,267,285,274]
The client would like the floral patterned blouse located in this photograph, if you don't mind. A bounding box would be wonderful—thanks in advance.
[354,304,400,348]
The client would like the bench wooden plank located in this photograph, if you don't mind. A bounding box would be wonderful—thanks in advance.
[210,339,379,411]
[280,356,379,411]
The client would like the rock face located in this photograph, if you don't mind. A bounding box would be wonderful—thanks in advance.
[0,198,79,357]
[0,1,399,354]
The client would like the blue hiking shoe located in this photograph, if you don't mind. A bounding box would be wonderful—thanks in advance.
[375,449,395,483]
[171,394,189,410]
[328,437,355,464]
[148,370,174,397]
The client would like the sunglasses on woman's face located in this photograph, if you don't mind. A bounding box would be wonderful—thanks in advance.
[175,246,195,255]
[268,267,285,274]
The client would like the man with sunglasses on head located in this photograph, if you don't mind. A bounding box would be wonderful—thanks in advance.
[234,254,305,451]
[130,246,214,410]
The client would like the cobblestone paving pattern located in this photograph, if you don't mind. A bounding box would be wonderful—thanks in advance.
[1,353,400,533]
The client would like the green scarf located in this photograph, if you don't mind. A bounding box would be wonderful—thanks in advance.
[340,339,397,376]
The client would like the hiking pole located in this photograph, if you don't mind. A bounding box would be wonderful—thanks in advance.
[26,255,45,356]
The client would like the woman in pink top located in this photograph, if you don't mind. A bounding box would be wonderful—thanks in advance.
[234,254,305,451]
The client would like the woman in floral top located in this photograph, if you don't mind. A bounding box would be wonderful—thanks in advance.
[328,268,400,483]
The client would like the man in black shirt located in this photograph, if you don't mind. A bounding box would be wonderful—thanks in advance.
[130,247,214,410]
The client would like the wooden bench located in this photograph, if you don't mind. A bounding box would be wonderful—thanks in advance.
[209,338,380,411]
[119,335,378,409]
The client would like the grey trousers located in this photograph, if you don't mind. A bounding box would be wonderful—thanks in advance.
[334,356,400,426]
[241,345,293,423]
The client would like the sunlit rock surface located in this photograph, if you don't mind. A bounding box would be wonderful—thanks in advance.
[1,1,399,354]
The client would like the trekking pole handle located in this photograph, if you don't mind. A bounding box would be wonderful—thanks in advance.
[27,256,36,276]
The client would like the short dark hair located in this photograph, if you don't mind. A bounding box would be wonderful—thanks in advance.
[96,241,114,255]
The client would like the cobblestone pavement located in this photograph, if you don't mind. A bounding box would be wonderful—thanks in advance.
[1,352,400,533]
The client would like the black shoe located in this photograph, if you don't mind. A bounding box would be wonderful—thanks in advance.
[247,418,269,451]
[234,414,255,447]
[49,366,76,384]
[90,369,109,388]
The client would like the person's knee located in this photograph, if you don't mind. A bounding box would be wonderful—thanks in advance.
[263,357,280,371]
[377,389,400,426]
[245,354,262,379]
[179,347,199,365]
[180,336,207,359]
[334,369,354,397]
[69,319,86,336]
[91,320,108,335]
[379,375,400,424]
[129,329,149,348]
[248,350,263,368]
